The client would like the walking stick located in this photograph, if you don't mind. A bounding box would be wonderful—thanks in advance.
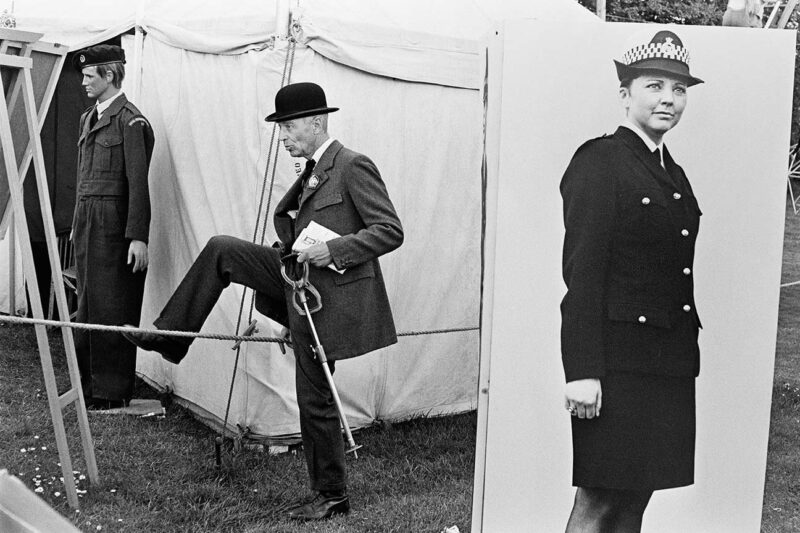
[281,257,362,458]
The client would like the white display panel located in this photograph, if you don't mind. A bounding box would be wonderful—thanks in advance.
[477,20,795,532]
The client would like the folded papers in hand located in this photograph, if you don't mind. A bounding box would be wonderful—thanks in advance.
[293,221,345,274]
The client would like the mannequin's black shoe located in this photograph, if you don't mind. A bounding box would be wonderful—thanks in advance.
[287,491,350,521]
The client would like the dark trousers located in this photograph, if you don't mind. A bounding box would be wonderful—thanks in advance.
[154,235,346,492]
[73,202,147,402]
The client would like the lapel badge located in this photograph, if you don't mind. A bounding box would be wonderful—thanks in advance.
[307,175,319,189]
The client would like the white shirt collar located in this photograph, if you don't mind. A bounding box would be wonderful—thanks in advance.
[96,90,124,118]
[310,137,335,166]
[621,119,664,156]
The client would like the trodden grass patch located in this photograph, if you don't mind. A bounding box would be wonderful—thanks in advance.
[0,324,475,532]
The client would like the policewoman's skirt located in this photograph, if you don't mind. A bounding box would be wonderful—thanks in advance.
[571,372,695,491]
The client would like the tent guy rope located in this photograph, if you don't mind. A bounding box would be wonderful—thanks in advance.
[216,30,299,466]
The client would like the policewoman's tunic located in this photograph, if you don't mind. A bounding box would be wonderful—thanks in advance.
[73,94,154,402]
[560,126,702,490]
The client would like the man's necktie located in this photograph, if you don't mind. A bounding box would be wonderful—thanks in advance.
[88,107,98,129]
[302,159,316,184]
[298,159,316,204]
[652,147,664,169]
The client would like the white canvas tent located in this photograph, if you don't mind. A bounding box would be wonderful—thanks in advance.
[6,0,592,442]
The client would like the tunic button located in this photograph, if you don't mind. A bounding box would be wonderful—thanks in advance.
[681,229,689,237]
[673,192,682,200]
[638,315,647,324]
[683,268,691,275]
[683,304,692,312]
[641,197,650,205]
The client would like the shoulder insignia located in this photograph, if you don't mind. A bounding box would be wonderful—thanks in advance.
[127,116,150,128]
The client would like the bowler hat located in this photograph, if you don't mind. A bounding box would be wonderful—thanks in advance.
[614,30,703,87]
[72,44,125,71]
[265,82,339,122]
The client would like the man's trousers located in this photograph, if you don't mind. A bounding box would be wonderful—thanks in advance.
[154,235,347,492]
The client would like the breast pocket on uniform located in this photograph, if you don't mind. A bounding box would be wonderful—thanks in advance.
[94,135,124,172]
[617,187,671,242]
[313,192,343,211]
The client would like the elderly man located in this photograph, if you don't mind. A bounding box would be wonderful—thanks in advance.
[123,82,403,520]
[72,44,154,409]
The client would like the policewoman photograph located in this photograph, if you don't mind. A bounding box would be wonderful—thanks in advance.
[559,30,704,532]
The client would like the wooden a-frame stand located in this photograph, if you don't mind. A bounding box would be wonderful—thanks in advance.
[0,28,98,510]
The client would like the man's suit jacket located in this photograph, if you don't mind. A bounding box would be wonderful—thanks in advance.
[560,126,701,382]
[268,140,403,361]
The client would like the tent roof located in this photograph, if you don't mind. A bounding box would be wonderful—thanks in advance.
[10,0,595,89]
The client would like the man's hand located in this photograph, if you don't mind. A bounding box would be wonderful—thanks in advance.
[297,242,332,268]
[128,240,148,273]
[565,378,602,419]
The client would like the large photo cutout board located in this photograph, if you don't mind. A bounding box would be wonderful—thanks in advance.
[477,20,795,532]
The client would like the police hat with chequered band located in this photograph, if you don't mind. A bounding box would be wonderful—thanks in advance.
[72,44,126,71]
[614,30,703,87]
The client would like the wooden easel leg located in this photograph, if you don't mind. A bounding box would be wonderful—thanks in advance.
[0,85,82,510]
[0,57,98,509]
[20,66,98,489]
[8,212,14,313]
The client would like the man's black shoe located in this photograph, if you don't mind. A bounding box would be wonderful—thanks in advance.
[287,491,350,521]
[121,325,188,364]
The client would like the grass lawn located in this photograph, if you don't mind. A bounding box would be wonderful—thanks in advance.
[762,197,800,533]
[0,325,475,532]
[4,197,800,532]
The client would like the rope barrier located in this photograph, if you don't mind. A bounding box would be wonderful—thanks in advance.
[0,314,479,341]
[0,315,281,342]
[398,326,479,337]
